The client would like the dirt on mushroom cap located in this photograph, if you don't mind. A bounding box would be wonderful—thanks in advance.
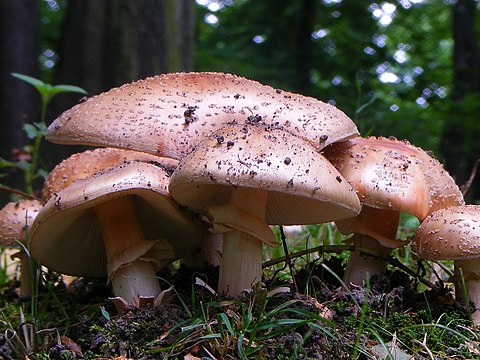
[169,123,361,226]
[30,161,201,277]
[42,147,178,201]
[412,205,480,261]
[0,199,42,246]
[323,136,464,221]
[46,72,359,160]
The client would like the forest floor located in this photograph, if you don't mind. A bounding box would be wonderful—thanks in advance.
[1,251,479,360]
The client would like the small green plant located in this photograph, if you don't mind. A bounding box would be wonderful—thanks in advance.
[0,73,86,196]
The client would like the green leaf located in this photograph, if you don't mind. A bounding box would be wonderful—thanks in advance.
[218,313,235,336]
[23,123,39,140]
[0,157,16,168]
[99,306,110,321]
[51,84,87,95]
[11,72,45,88]
[37,169,49,180]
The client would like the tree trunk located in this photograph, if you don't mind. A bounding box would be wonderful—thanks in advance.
[0,0,41,196]
[440,0,479,200]
[45,0,195,168]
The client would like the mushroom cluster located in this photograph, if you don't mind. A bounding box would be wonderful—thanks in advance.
[2,71,468,316]
[30,147,201,309]
[323,136,464,286]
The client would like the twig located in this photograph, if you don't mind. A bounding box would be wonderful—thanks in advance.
[0,185,40,201]
[279,226,299,293]
[263,244,353,268]
[461,158,479,196]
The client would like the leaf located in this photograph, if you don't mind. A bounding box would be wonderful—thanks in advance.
[0,157,16,168]
[51,84,87,95]
[22,124,39,140]
[99,306,110,321]
[218,313,235,336]
[11,73,45,88]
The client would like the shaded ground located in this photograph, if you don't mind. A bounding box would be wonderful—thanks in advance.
[0,257,477,359]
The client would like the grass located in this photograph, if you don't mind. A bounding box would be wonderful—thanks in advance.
[1,221,479,359]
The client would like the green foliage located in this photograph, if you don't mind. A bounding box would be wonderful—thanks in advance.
[0,73,86,195]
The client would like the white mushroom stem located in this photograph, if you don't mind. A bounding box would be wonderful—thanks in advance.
[454,259,480,325]
[342,234,391,287]
[218,188,269,297]
[94,196,161,306]
[11,251,33,297]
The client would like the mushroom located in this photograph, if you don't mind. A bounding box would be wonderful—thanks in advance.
[29,161,201,307]
[169,123,361,296]
[323,136,464,286]
[0,199,42,296]
[412,205,480,324]
[41,147,178,201]
[45,72,358,160]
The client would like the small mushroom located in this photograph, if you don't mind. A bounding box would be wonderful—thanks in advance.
[412,205,480,324]
[30,161,201,307]
[45,72,358,160]
[169,124,361,296]
[41,147,178,201]
[0,199,42,297]
[323,136,464,286]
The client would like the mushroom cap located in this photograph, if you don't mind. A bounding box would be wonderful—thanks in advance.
[42,147,178,201]
[323,136,464,221]
[169,124,361,227]
[30,162,201,277]
[412,205,480,261]
[46,72,359,159]
[0,199,42,246]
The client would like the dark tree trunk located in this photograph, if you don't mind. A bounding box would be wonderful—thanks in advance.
[45,0,195,168]
[0,0,41,197]
[294,0,316,95]
[440,0,480,201]
[452,0,480,100]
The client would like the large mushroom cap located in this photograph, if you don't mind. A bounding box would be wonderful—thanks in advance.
[42,147,178,201]
[169,123,361,226]
[412,205,480,261]
[0,199,42,246]
[323,136,464,221]
[46,72,359,159]
[30,162,201,277]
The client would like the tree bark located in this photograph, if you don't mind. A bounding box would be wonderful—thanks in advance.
[45,0,195,168]
[440,0,479,200]
[0,0,41,197]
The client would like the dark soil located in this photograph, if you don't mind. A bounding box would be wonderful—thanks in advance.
[0,257,475,359]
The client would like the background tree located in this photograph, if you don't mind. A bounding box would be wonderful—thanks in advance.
[440,0,480,200]
[0,0,41,197]
[47,0,196,169]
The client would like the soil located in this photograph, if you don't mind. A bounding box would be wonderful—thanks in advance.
[0,257,475,359]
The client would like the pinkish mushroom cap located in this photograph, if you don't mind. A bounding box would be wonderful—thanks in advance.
[46,72,359,159]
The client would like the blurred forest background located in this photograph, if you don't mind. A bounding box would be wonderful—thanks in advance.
[0,0,479,201]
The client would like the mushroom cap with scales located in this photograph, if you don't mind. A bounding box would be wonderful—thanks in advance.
[0,199,42,246]
[42,147,178,201]
[46,72,359,160]
[169,123,360,296]
[169,123,361,232]
[323,136,464,247]
[29,161,201,278]
[412,205,480,261]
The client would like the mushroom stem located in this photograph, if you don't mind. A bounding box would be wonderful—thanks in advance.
[94,196,161,305]
[454,259,480,325]
[342,234,391,287]
[218,188,269,296]
[18,253,32,297]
